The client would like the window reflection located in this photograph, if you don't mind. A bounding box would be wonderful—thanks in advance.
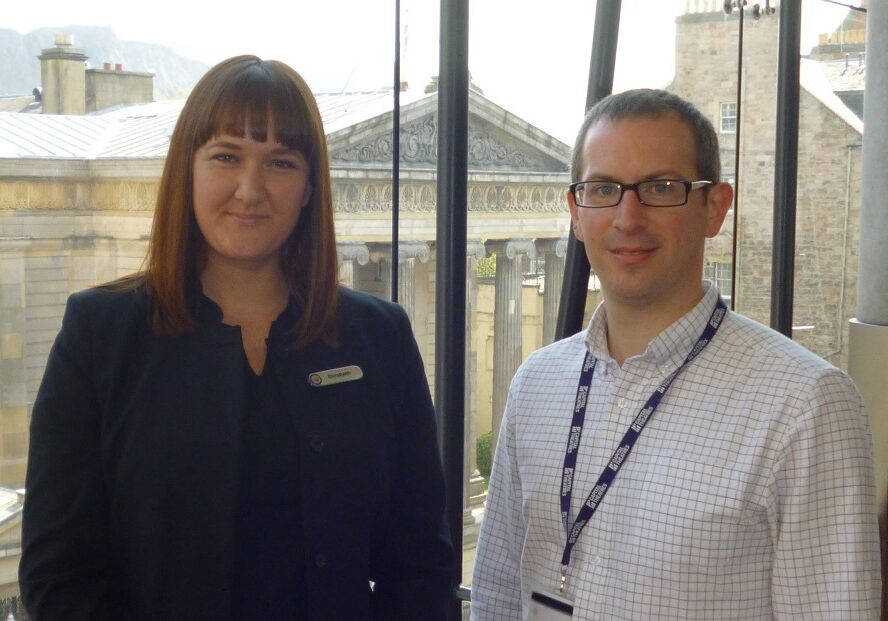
[0,0,872,607]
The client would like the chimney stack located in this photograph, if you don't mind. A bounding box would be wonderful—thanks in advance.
[38,34,88,115]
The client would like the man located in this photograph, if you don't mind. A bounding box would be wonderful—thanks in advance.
[471,89,880,620]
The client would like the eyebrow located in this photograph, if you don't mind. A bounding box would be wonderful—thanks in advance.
[583,170,689,182]
[203,139,301,156]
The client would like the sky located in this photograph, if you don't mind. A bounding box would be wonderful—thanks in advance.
[4,0,854,143]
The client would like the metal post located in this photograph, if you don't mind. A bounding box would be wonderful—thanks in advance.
[435,0,469,615]
[555,0,622,340]
[391,0,401,302]
[769,0,801,337]
[730,2,745,308]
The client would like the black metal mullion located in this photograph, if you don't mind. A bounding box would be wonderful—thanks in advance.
[391,0,401,302]
[770,0,801,336]
[555,1,622,340]
[730,4,744,308]
[435,0,470,617]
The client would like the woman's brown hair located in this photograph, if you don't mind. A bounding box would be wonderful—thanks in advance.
[119,55,339,347]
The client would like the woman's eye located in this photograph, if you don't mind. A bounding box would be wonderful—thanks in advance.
[211,153,237,163]
[270,159,297,169]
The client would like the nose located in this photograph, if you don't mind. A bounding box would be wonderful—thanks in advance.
[234,162,265,205]
[612,186,647,232]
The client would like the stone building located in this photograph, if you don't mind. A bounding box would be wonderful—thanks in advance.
[671,1,865,370]
[0,42,575,499]
[0,40,581,594]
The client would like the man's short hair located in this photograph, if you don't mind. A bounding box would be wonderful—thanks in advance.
[570,89,721,184]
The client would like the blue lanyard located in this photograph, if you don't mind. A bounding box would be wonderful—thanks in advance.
[558,297,728,589]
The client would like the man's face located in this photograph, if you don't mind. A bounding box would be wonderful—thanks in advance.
[568,114,731,316]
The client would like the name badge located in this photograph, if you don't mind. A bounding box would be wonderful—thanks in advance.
[527,591,574,620]
[308,365,364,387]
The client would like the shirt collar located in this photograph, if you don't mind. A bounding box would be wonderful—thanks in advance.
[195,287,301,339]
[584,281,723,367]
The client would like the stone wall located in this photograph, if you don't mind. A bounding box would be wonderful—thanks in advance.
[672,9,862,369]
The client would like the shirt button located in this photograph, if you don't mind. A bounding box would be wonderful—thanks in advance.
[309,435,325,453]
[617,398,627,409]
[314,553,328,568]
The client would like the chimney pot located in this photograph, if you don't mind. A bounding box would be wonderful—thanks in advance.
[54,34,73,47]
[115,63,122,71]
[103,62,111,70]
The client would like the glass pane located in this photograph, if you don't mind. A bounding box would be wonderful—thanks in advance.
[0,1,402,613]
[793,0,864,371]
[463,0,865,597]
[462,0,598,589]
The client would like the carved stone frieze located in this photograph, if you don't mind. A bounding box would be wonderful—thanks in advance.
[332,181,566,214]
[331,117,559,171]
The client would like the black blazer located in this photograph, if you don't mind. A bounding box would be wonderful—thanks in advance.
[20,285,453,620]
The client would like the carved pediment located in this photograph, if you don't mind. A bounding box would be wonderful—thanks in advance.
[328,91,570,173]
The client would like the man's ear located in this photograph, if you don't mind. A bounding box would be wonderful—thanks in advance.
[567,188,584,242]
[705,182,733,238]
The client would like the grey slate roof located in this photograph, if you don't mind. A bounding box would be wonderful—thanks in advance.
[800,58,863,133]
[0,90,433,160]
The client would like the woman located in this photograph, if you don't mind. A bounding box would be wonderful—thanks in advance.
[19,55,453,620]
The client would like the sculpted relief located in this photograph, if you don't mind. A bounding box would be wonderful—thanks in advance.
[331,116,562,172]
[330,113,568,214]
[332,181,565,214]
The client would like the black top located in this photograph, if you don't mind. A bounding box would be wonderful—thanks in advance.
[20,285,453,621]
[231,346,307,618]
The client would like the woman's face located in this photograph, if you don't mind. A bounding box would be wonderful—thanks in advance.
[192,122,312,274]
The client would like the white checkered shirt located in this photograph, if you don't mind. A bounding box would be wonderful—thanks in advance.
[471,283,881,620]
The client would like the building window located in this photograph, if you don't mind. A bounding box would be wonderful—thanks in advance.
[720,102,737,133]
[705,261,733,301]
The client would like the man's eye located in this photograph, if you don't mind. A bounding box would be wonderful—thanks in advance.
[648,181,673,195]
[594,184,617,197]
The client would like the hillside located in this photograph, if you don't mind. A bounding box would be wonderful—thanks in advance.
[0,26,208,99]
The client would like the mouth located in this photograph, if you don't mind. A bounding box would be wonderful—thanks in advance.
[229,212,268,224]
[612,248,652,255]
[610,246,657,263]
[611,246,656,255]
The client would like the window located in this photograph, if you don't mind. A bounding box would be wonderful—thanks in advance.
[705,261,734,302]
[720,102,737,133]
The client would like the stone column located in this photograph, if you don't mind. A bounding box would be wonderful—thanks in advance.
[0,240,31,487]
[397,242,431,327]
[367,244,393,301]
[849,0,888,561]
[337,242,370,290]
[537,238,569,346]
[464,241,486,539]
[488,239,537,450]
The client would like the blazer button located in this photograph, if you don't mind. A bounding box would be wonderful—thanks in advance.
[309,435,325,453]
[314,553,328,568]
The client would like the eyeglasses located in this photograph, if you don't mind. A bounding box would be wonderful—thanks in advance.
[569,179,713,208]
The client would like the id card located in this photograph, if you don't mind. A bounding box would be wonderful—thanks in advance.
[525,591,574,620]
